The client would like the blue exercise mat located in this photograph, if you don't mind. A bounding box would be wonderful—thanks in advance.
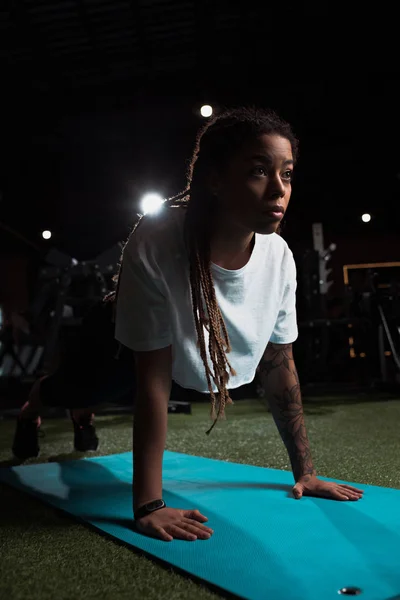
[1,451,400,600]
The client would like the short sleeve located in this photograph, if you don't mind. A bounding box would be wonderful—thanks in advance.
[115,238,172,352]
[269,250,298,344]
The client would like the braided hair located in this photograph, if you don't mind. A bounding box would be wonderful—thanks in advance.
[113,107,299,434]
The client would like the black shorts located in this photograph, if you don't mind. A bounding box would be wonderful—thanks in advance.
[40,300,135,409]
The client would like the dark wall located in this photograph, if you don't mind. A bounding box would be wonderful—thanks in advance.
[0,256,30,316]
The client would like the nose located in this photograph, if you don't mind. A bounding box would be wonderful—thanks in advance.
[266,173,285,199]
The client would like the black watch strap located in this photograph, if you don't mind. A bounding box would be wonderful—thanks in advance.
[134,499,166,521]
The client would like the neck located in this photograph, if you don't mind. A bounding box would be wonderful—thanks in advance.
[210,220,255,270]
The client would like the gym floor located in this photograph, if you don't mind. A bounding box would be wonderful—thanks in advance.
[1,395,400,600]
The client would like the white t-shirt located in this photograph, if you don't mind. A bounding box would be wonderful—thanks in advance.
[115,207,298,393]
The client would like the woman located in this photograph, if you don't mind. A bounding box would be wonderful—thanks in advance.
[115,107,364,543]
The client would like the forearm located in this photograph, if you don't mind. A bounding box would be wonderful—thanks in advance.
[133,392,168,510]
[258,342,316,482]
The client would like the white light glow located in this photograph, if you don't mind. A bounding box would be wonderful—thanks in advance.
[42,230,52,240]
[141,193,164,215]
[200,105,213,118]
[361,213,371,223]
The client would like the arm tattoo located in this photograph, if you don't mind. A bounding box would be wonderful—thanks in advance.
[259,342,293,378]
[258,342,315,481]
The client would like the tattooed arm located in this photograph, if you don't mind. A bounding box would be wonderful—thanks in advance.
[258,342,316,482]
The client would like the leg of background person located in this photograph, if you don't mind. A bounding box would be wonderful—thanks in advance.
[12,376,47,459]
[19,376,48,424]
[70,407,96,424]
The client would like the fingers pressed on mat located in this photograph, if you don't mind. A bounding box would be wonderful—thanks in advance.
[184,509,208,521]
[168,525,197,541]
[342,490,362,500]
[180,522,211,539]
[154,526,173,542]
[182,517,213,535]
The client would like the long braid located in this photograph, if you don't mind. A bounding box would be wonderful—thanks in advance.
[189,251,215,396]
[184,202,237,434]
[202,264,236,433]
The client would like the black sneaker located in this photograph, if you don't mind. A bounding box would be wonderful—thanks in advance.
[71,414,99,452]
[12,416,42,460]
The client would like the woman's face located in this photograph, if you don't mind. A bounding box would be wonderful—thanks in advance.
[212,134,294,236]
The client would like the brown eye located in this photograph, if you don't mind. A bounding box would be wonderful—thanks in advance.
[282,170,293,181]
[251,166,267,177]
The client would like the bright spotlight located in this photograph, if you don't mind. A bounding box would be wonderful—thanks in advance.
[361,213,371,223]
[141,193,164,215]
[200,105,213,118]
[42,230,52,240]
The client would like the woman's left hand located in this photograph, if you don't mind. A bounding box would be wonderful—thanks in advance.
[292,475,364,501]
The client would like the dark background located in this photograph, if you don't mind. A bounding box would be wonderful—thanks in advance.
[1,1,399,309]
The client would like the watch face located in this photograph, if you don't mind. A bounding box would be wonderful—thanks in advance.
[147,499,164,512]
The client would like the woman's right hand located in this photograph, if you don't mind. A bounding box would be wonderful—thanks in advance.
[135,507,214,542]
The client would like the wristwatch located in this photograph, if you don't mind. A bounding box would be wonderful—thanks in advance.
[134,499,166,521]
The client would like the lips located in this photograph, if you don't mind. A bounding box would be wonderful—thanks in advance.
[262,205,284,215]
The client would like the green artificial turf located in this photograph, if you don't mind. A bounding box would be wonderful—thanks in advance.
[1,395,400,600]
